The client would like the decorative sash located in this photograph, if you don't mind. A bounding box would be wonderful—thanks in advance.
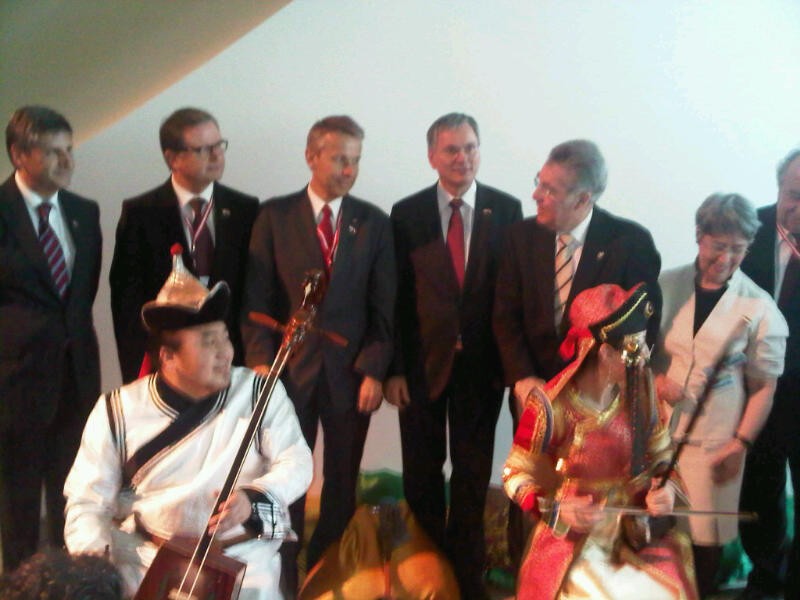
[122,392,220,487]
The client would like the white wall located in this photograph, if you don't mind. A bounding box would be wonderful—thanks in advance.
[69,0,800,486]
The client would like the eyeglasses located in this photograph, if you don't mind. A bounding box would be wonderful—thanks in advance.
[699,236,750,258]
[440,143,479,158]
[534,173,572,200]
[179,139,228,158]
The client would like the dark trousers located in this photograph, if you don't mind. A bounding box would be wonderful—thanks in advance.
[280,373,370,598]
[399,356,504,600]
[739,373,800,597]
[0,375,84,572]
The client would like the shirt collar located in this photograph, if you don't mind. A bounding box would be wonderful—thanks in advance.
[171,177,214,209]
[559,207,593,245]
[15,170,60,210]
[307,184,342,222]
[437,179,477,213]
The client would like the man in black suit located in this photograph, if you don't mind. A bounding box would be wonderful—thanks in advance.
[0,106,102,571]
[493,139,661,570]
[384,113,522,598]
[109,107,258,383]
[739,148,800,600]
[241,115,395,595]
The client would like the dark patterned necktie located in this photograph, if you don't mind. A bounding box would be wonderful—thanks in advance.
[37,202,69,298]
[189,198,213,277]
[447,198,465,288]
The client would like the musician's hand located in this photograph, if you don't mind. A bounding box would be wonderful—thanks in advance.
[711,438,746,484]
[207,491,250,536]
[558,495,602,533]
[253,364,271,377]
[358,375,383,414]
[384,376,411,409]
[513,376,545,418]
[655,374,684,407]
[645,479,675,515]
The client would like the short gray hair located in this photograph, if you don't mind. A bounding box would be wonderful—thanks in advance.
[777,147,800,187]
[426,113,480,150]
[306,115,364,155]
[695,192,760,242]
[547,139,607,198]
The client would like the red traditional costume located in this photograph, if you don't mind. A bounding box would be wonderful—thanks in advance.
[503,284,698,600]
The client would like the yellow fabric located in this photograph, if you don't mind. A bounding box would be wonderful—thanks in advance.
[299,501,460,600]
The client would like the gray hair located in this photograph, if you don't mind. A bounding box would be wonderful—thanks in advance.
[426,113,480,150]
[695,192,760,242]
[5,105,72,161]
[777,147,800,187]
[306,115,364,154]
[547,139,607,198]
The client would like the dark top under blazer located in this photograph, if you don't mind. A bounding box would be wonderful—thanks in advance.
[741,204,800,375]
[109,179,258,383]
[390,183,523,400]
[0,175,102,430]
[493,206,662,384]
[241,189,396,412]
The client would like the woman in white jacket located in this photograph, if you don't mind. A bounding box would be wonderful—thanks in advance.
[654,193,788,598]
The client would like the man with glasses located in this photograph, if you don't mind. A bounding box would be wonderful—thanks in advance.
[492,139,662,573]
[385,112,522,598]
[0,105,102,572]
[110,107,258,383]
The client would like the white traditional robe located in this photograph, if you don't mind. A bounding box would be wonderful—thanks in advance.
[655,265,787,543]
[64,367,313,599]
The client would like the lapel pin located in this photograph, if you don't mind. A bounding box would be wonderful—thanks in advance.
[72,219,79,229]
[482,208,492,217]
[221,208,231,218]
[596,251,605,260]
[348,219,359,235]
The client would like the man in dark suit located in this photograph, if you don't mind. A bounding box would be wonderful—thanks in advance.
[241,115,395,595]
[0,106,102,571]
[493,139,662,571]
[384,113,522,598]
[738,148,800,600]
[109,107,258,383]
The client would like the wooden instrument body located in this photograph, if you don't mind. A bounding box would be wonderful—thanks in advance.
[134,536,245,600]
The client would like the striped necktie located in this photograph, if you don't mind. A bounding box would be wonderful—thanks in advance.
[37,202,69,298]
[554,232,575,326]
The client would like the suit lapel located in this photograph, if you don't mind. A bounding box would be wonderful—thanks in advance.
[0,177,61,299]
[464,185,491,292]
[210,183,233,281]
[155,180,194,269]
[293,190,327,273]
[60,192,88,300]
[532,223,557,327]
[743,206,777,296]
[329,195,358,286]
[570,209,610,304]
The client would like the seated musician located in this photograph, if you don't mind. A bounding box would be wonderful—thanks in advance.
[63,249,313,599]
[503,283,697,600]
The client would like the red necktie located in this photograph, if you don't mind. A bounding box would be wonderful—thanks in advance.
[189,198,213,277]
[447,198,465,288]
[317,204,335,272]
[37,202,69,298]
